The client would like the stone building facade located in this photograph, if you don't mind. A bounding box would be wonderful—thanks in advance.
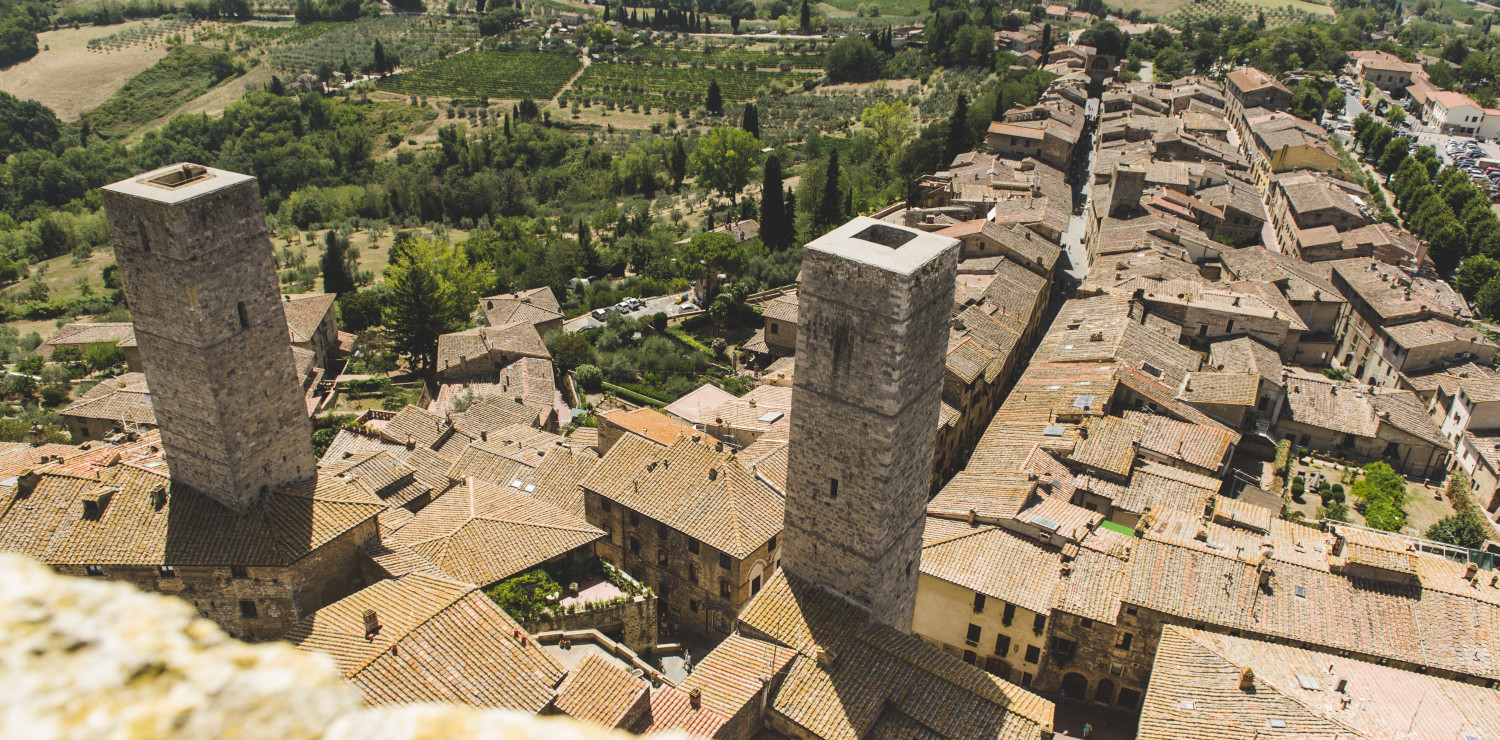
[101,164,316,514]
[782,218,958,630]
[523,594,659,653]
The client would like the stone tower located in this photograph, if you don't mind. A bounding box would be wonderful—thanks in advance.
[1108,162,1147,219]
[101,164,317,514]
[783,217,958,631]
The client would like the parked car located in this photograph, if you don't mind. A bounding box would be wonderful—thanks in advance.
[678,302,698,314]
[592,307,616,321]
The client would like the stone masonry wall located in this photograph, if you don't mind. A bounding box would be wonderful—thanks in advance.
[784,234,958,630]
[101,170,317,514]
[523,595,658,653]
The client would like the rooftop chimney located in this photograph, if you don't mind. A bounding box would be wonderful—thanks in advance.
[1239,666,1256,691]
[689,688,702,710]
[363,608,381,640]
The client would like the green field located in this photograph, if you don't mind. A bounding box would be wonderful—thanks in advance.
[83,44,241,136]
[619,44,827,70]
[571,63,815,108]
[816,0,929,17]
[378,50,581,100]
[266,16,479,75]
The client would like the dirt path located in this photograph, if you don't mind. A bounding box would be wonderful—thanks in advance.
[0,22,169,120]
[551,48,591,108]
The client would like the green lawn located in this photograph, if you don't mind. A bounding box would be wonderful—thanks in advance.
[83,44,244,136]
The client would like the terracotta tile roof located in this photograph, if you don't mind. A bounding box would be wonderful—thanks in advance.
[737,569,1055,739]
[1283,372,1447,448]
[580,435,783,559]
[663,383,738,425]
[1015,494,1102,540]
[37,322,135,358]
[480,287,562,327]
[390,477,603,587]
[0,463,382,566]
[640,684,732,736]
[513,444,599,517]
[1123,409,1234,474]
[564,425,599,449]
[928,471,1040,522]
[599,408,695,447]
[286,572,565,710]
[1114,461,1222,518]
[61,386,156,425]
[1382,318,1496,352]
[922,521,1065,613]
[322,450,438,508]
[1054,546,1130,626]
[359,536,445,579]
[454,424,563,469]
[705,384,793,435]
[450,397,544,438]
[381,405,454,449]
[980,222,1062,273]
[1140,626,1500,740]
[1205,336,1283,384]
[1068,416,1140,478]
[762,292,799,323]
[1177,372,1259,407]
[1330,258,1471,323]
[553,652,649,728]
[281,293,336,343]
[432,358,559,417]
[740,437,789,493]
[679,632,796,718]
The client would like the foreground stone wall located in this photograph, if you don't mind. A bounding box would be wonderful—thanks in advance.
[0,554,676,740]
[523,594,659,653]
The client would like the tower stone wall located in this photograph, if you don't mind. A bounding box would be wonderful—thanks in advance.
[783,217,958,631]
[101,164,317,514]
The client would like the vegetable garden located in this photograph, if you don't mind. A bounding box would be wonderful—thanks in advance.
[377,50,581,100]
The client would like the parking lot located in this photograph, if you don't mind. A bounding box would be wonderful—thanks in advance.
[562,291,693,332]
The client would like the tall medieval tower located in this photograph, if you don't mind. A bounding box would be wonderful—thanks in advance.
[102,164,317,514]
[783,217,958,631]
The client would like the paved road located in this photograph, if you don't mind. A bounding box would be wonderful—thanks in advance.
[563,291,691,332]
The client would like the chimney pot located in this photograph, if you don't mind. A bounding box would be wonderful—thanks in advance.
[689,688,702,709]
[363,608,381,639]
[1239,666,1255,691]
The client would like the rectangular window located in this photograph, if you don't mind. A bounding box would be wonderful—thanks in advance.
[1024,645,1041,664]
[237,301,250,329]
[629,512,640,526]
[657,523,669,539]
[688,538,700,554]
[158,565,177,578]
[828,478,838,500]
[719,552,732,570]
[601,499,611,513]
[1021,672,1033,688]
[1052,637,1076,656]
[1110,663,1124,677]
[689,563,698,584]
[1032,614,1046,634]
[239,600,258,619]
[230,566,249,579]
[1125,607,1138,616]
[973,593,987,613]
[1116,632,1135,651]
[995,634,1011,655]
[1002,603,1016,624]
[690,599,700,612]
[965,624,982,646]
[85,565,104,577]
[1080,618,1094,630]
[768,535,777,551]
[752,575,762,595]
[720,580,732,598]
[770,323,778,334]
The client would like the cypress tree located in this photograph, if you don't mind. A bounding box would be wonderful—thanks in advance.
[819,149,843,227]
[707,81,723,115]
[945,93,970,163]
[321,231,355,294]
[800,0,810,31]
[992,89,1006,122]
[761,155,788,249]
[1040,23,1053,60]
[669,135,688,189]
[373,38,388,75]
[743,102,760,139]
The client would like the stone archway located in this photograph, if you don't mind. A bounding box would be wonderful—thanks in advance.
[1095,678,1116,704]
[1061,672,1088,701]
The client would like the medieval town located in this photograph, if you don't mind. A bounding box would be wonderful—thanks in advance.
[3,0,1500,736]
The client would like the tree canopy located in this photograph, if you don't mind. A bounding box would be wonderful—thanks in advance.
[689,126,763,203]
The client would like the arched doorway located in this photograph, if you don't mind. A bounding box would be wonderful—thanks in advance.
[984,658,1011,681]
[1061,673,1088,701]
[1095,678,1115,704]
